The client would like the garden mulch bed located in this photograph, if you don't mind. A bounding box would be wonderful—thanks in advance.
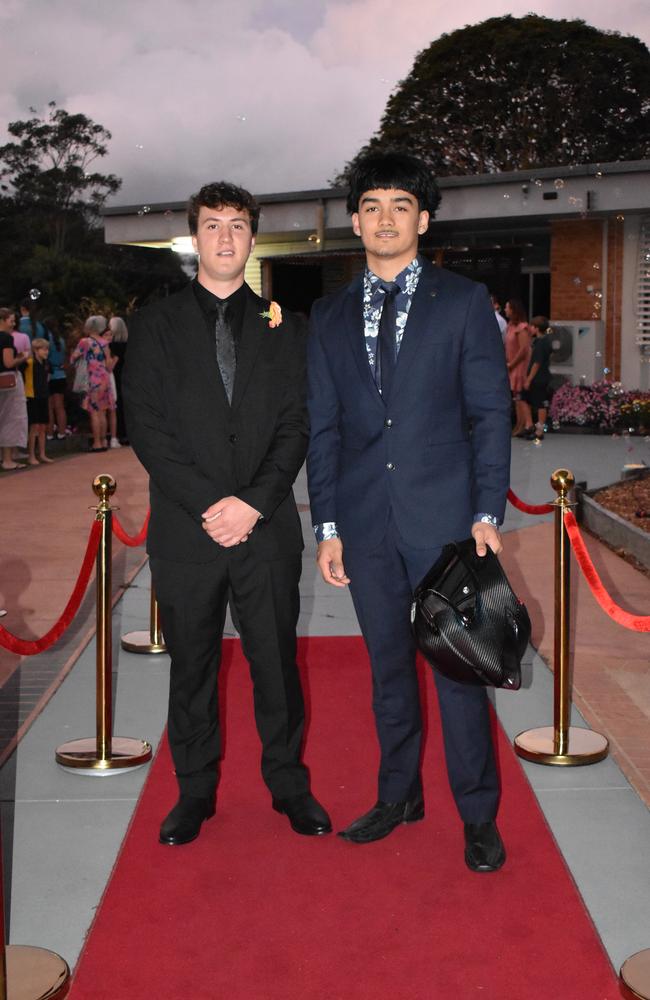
[592,474,650,535]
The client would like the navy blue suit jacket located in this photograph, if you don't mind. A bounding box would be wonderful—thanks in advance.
[306,259,511,552]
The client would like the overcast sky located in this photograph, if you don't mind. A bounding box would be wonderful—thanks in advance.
[2,0,648,207]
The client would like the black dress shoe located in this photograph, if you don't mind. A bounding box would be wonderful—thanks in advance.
[464,821,506,872]
[338,796,425,844]
[159,794,216,846]
[272,792,332,836]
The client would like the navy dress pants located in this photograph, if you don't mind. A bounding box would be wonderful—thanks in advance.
[343,518,500,824]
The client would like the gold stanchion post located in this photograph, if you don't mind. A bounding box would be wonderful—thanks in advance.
[514,468,609,765]
[121,586,166,654]
[55,475,152,774]
[620,951,650,999]
[0,812,69,999]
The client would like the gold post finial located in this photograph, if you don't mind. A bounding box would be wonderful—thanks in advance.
[550,468,575,500]
[92,474,117,510]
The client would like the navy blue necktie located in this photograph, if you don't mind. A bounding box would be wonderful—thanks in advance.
[377,281,400,398]
[214,301,236,404]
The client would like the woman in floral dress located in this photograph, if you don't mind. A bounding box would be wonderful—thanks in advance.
[71,315,116,451]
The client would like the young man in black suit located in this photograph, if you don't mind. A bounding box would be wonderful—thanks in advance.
[307,153,511,870]
[123,182,331,845]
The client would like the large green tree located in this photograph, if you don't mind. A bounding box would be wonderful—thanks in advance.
[0,102,121,254]
[338,15,650,179]
[0,102,184,318]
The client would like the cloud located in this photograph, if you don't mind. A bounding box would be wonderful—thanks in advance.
[1,0,647,206]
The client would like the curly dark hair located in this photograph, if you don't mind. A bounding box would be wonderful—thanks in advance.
[187,182,260,235]
[346,152,441,219]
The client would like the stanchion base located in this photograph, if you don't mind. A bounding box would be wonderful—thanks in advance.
[55,736,152,775]
[621,949,650,1000]
[5,944,70,999]
[120,629,167,654]
[514,726,609,765]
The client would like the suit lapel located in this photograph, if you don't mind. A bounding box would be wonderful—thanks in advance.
[343,274,384,408]
[390,260,442,402]
[231,287,265,412]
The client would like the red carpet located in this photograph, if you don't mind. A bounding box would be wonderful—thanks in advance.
[69,638,618,1000]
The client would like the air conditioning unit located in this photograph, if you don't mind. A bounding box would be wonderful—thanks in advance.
[548,320,606,383]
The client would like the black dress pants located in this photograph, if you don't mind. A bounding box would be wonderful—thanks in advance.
[343,517,500,824]
[150,546,310,800]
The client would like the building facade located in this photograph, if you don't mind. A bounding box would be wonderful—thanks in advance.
[104,160,650,390]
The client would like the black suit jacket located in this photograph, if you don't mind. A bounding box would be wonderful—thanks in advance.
[123,283,307,563]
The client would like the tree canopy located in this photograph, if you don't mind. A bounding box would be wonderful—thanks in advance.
[337,15,650,180]
[0,102,184,321]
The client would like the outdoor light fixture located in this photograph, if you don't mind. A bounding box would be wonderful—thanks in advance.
[171,237,196,254]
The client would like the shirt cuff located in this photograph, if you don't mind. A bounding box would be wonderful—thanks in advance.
[473,512,501,527]
[313,522,340,543]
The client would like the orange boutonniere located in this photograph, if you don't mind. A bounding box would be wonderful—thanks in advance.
[260,301,283,328]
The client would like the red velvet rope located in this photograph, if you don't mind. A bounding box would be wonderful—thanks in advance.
[564,510,650,633]
[0,519,103,655]
[507,488,554,516]
[112,510,150,547]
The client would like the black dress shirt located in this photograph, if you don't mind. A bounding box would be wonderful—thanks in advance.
[192,279,247,350]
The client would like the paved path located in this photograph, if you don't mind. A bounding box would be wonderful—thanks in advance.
[0,433,648,980]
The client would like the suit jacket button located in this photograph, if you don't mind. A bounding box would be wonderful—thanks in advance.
[229,434,237,443]
[385,418,393,428]
[386,462,395,471]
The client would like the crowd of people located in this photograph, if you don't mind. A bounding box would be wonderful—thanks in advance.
[492,294,553,443]
[0,303,129,470]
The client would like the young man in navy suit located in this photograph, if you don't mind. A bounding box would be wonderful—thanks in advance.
[306,153,511,870]
[124,182,331,845]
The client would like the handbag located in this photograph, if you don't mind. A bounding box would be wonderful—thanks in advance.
[72,356,89,394]
[411,538,531,689]
[0,372,17,391]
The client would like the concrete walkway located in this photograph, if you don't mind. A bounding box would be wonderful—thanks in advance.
[0,433,648,983]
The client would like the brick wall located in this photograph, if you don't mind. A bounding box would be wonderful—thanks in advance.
[550,219,622,377]
[550,219,603,319]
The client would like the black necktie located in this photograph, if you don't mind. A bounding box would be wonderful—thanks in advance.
[214,301,236,404]
[377,281,400,399]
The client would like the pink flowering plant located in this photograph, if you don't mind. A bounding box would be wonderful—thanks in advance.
[550,380,650,432]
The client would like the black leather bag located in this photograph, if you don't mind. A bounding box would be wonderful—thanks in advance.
[411,538,530,690]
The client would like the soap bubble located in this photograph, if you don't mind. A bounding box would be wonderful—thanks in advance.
[29,288,41,300]
[603,367,611,375]
[235,114,247,122]
[616,214,625,221]
[554,179,565,190]
[595,350,602,358]
[552,420,560,430]
[164,209,173,218]
[135,144,144,150]
[593,262,600,270]
[534,179,543,188]
[503,193,510,199]
[142,205,151,214]
[572,276,581,286]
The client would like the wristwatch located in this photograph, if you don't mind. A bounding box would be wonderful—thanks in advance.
[474,513,500,527]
